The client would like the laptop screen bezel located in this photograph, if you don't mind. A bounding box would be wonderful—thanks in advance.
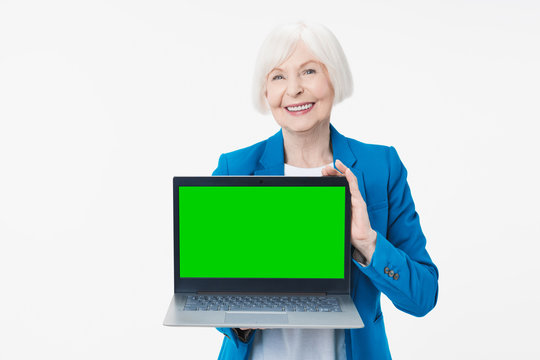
[173,176,352,295]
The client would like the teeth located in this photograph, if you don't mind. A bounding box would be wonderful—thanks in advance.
[287,103,313,112]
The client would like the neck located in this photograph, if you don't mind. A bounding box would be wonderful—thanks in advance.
[283,122,333,168]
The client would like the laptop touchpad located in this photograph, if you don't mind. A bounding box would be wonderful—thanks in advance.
[225,313,289,324]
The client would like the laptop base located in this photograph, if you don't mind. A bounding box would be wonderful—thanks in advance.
[163,293,364,329]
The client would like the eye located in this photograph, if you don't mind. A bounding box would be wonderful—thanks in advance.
[272,74,284,81]
[304,69,316,75]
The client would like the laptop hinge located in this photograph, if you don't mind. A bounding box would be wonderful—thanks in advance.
[196,291,327,296]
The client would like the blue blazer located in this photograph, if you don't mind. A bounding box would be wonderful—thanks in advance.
[212,124,439,360]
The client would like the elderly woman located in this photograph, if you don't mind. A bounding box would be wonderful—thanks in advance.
[212,22,438,360]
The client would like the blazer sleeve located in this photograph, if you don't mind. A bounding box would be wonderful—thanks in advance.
[355,146,439,317]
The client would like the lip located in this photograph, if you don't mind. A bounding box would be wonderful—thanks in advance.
[284,102,315,116]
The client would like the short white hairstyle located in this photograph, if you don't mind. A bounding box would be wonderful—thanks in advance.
[253,22,354,114]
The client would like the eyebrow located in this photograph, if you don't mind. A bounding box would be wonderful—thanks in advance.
[271,60,320,73]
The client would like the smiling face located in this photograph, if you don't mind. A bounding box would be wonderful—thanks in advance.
[265,41,335,135]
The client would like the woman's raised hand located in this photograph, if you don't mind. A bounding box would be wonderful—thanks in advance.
[322,159,377,265]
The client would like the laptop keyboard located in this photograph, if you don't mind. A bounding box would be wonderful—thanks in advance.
[183,295,342,312]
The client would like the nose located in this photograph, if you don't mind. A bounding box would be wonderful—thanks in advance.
[285,76,304,97]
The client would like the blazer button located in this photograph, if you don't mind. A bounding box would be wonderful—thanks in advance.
[393,273,399,280]
[384,267,390,274]
[388,270,395,277]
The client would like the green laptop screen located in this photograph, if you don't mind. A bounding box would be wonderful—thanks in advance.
[178,186,345,279]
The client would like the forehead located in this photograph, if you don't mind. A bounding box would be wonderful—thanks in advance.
[273,41,323,70]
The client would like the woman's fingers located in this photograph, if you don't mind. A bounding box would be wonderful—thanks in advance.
[344,167,361,196]
[321,165,342,176]
[334,160,365,205]
[334,159,347,174]
[326,160,373,252]
[323,160,364,203]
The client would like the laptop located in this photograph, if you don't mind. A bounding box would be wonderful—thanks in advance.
[163,176,364,329]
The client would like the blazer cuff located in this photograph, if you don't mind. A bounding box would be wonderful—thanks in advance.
[352,231,403,281]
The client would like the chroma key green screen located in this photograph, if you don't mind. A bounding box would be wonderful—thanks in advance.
[178,186,345,279]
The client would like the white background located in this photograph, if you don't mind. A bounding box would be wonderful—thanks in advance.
[1,0,539,358]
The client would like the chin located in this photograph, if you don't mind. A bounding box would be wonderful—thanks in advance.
[284,122,319,134]
[286,118,326,133]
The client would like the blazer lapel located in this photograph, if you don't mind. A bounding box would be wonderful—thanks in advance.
[253,125,367,204]
[330,124,367,202]
[254,129,285,175]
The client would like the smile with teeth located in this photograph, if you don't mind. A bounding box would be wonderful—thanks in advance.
[286,103,314,112]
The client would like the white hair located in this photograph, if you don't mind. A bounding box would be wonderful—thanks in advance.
[252,22,354,114]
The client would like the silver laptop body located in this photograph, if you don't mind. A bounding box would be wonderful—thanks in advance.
[163,176,364,329]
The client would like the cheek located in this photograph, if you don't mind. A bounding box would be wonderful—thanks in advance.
[266,94,278,108]
[266,84,284,108]
[311,77,334,102]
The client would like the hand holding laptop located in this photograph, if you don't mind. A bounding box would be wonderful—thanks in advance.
[322,159,377,265]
